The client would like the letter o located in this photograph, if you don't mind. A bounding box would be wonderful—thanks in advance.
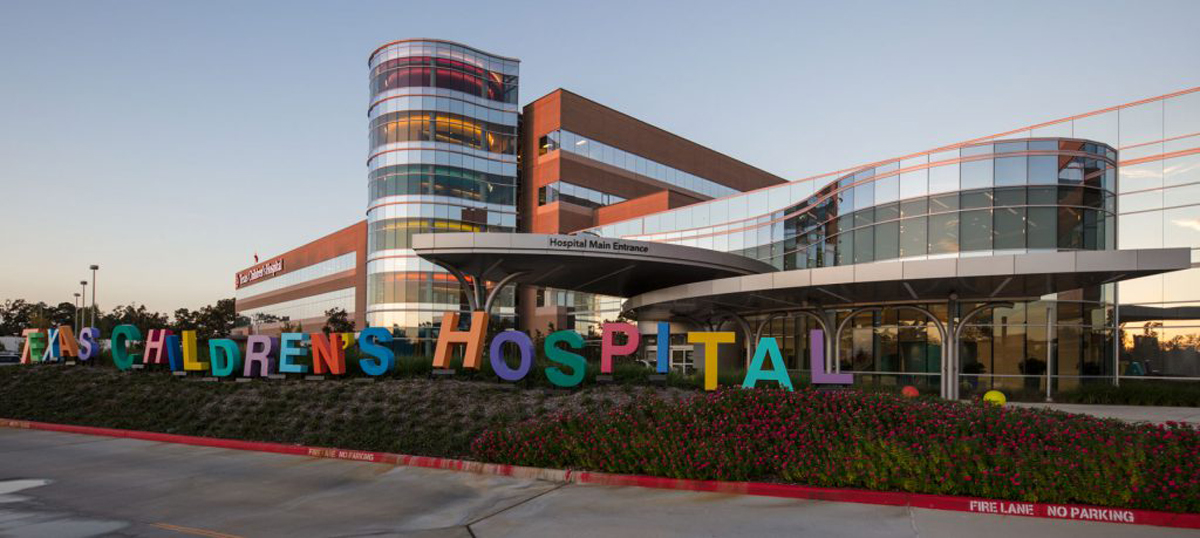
[489,331,533,382]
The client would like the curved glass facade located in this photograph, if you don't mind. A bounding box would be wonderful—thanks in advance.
[594,138,1121,396]
[366,40,519,346]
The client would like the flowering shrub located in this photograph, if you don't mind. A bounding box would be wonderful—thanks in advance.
[472,387,1200,513]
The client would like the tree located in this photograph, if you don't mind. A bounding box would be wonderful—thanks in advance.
[0,299,35,336]
[106,304,169,333]
[49,302,76,327]
[172,308,199,333]
[322,308,355,334]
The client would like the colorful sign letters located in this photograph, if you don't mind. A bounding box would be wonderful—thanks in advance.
[21,311,851,390]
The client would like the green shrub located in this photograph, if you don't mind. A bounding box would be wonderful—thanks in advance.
[1056,380,1200,407]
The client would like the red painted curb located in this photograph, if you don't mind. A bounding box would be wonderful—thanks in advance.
[2,418,1198,529]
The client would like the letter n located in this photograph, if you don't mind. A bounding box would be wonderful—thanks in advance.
[310,332,346,375]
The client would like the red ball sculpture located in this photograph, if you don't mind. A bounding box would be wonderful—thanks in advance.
[901,386,920,398]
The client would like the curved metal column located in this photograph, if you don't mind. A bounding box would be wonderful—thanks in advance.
[752,312,788,355]
[789,309,831,374]
[435,263,479,312]
[714,310,754,367]
[832,307,882,374]
[891,305,949,398]
[951,301,1014,400]
[483,271,528,317]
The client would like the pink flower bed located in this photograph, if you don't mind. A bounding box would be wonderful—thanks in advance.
[471,387,1200,513]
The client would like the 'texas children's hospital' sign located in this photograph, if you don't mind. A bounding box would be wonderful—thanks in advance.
[21,312,851,389]
[236,259,284,288]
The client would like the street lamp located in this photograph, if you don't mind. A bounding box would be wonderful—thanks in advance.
[73,293,81,329]
[80,281,88,328]
[89,265,99,327]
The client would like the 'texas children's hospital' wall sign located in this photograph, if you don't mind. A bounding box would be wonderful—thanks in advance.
[236,259,284,288]
[21,313,851,389]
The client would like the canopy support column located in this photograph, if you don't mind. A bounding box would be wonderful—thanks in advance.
[950,301,1014,400]
[832,307,882,374]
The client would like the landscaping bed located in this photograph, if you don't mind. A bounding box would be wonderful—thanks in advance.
[2,364,1197,513]
[472,387,1200,513]
[0,364,685,457]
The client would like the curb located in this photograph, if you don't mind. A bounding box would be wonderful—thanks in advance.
[2,418,1198,530]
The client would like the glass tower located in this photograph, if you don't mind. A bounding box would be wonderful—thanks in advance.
[365,39,519,351]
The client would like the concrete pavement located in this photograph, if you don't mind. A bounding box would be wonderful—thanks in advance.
[1009,402,1200,426]
[0,428,1196,537]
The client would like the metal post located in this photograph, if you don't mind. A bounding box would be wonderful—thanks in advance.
[73,293,81,329]
[1113,284,1120,387]
[1046,304,1055,402]
[80,281,88,328]
[945,298,956,400]
[89,265,99,327]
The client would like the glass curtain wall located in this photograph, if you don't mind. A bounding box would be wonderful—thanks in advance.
[366,40,519,352]
[588,138,1122,394]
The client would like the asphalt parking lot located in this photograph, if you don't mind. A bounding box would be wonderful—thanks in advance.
[0,427,1195,537]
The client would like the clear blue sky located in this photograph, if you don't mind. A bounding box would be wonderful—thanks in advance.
[2,0,1198,314]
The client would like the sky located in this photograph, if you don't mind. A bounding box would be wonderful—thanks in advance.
[1,0,1198,315]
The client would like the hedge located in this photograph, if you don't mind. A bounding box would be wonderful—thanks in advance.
[472,387,1200,513]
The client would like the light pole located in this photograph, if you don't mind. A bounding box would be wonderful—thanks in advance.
[89,265,99,327]
[74,293,81,329]
[80,281,89,328]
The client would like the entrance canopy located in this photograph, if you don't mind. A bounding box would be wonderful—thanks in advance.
[624,248,1192,319]
[411,232,777,298]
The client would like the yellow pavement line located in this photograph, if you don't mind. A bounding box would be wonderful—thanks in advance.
[151,522,244,538]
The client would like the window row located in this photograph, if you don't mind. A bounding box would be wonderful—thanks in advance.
[370,111,516,155]
[734,207,1113,269]
[371,42,519,75]
[540,130,738,199]
[367,217,514,253]
[235,252,357,301]
[370,56,518,104]
[537,181,627,209]
[369,164,516,205]
[786,186,1114,238]
[822,154,1115,216]
[366,273,515,312]
[832,139,1115,191]
[589,142,1117,241]
[240,288,356,325]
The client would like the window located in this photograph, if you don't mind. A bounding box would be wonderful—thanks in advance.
[960,159,994,190]
[854,227,874,264]
[1029,156,1058,185]
[928,163,959,194]
[994,207,1026,249]
[900,198,928,218]
[994,156,1028,186]
[928,213,959,254]
[874,221,899,261]
[960,210,993,251]
[899,217,927,257]
[1027,207,1058,249]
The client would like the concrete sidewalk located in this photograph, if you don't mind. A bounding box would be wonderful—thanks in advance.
[0,428,1195,537]
[1009,402,1200,426]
